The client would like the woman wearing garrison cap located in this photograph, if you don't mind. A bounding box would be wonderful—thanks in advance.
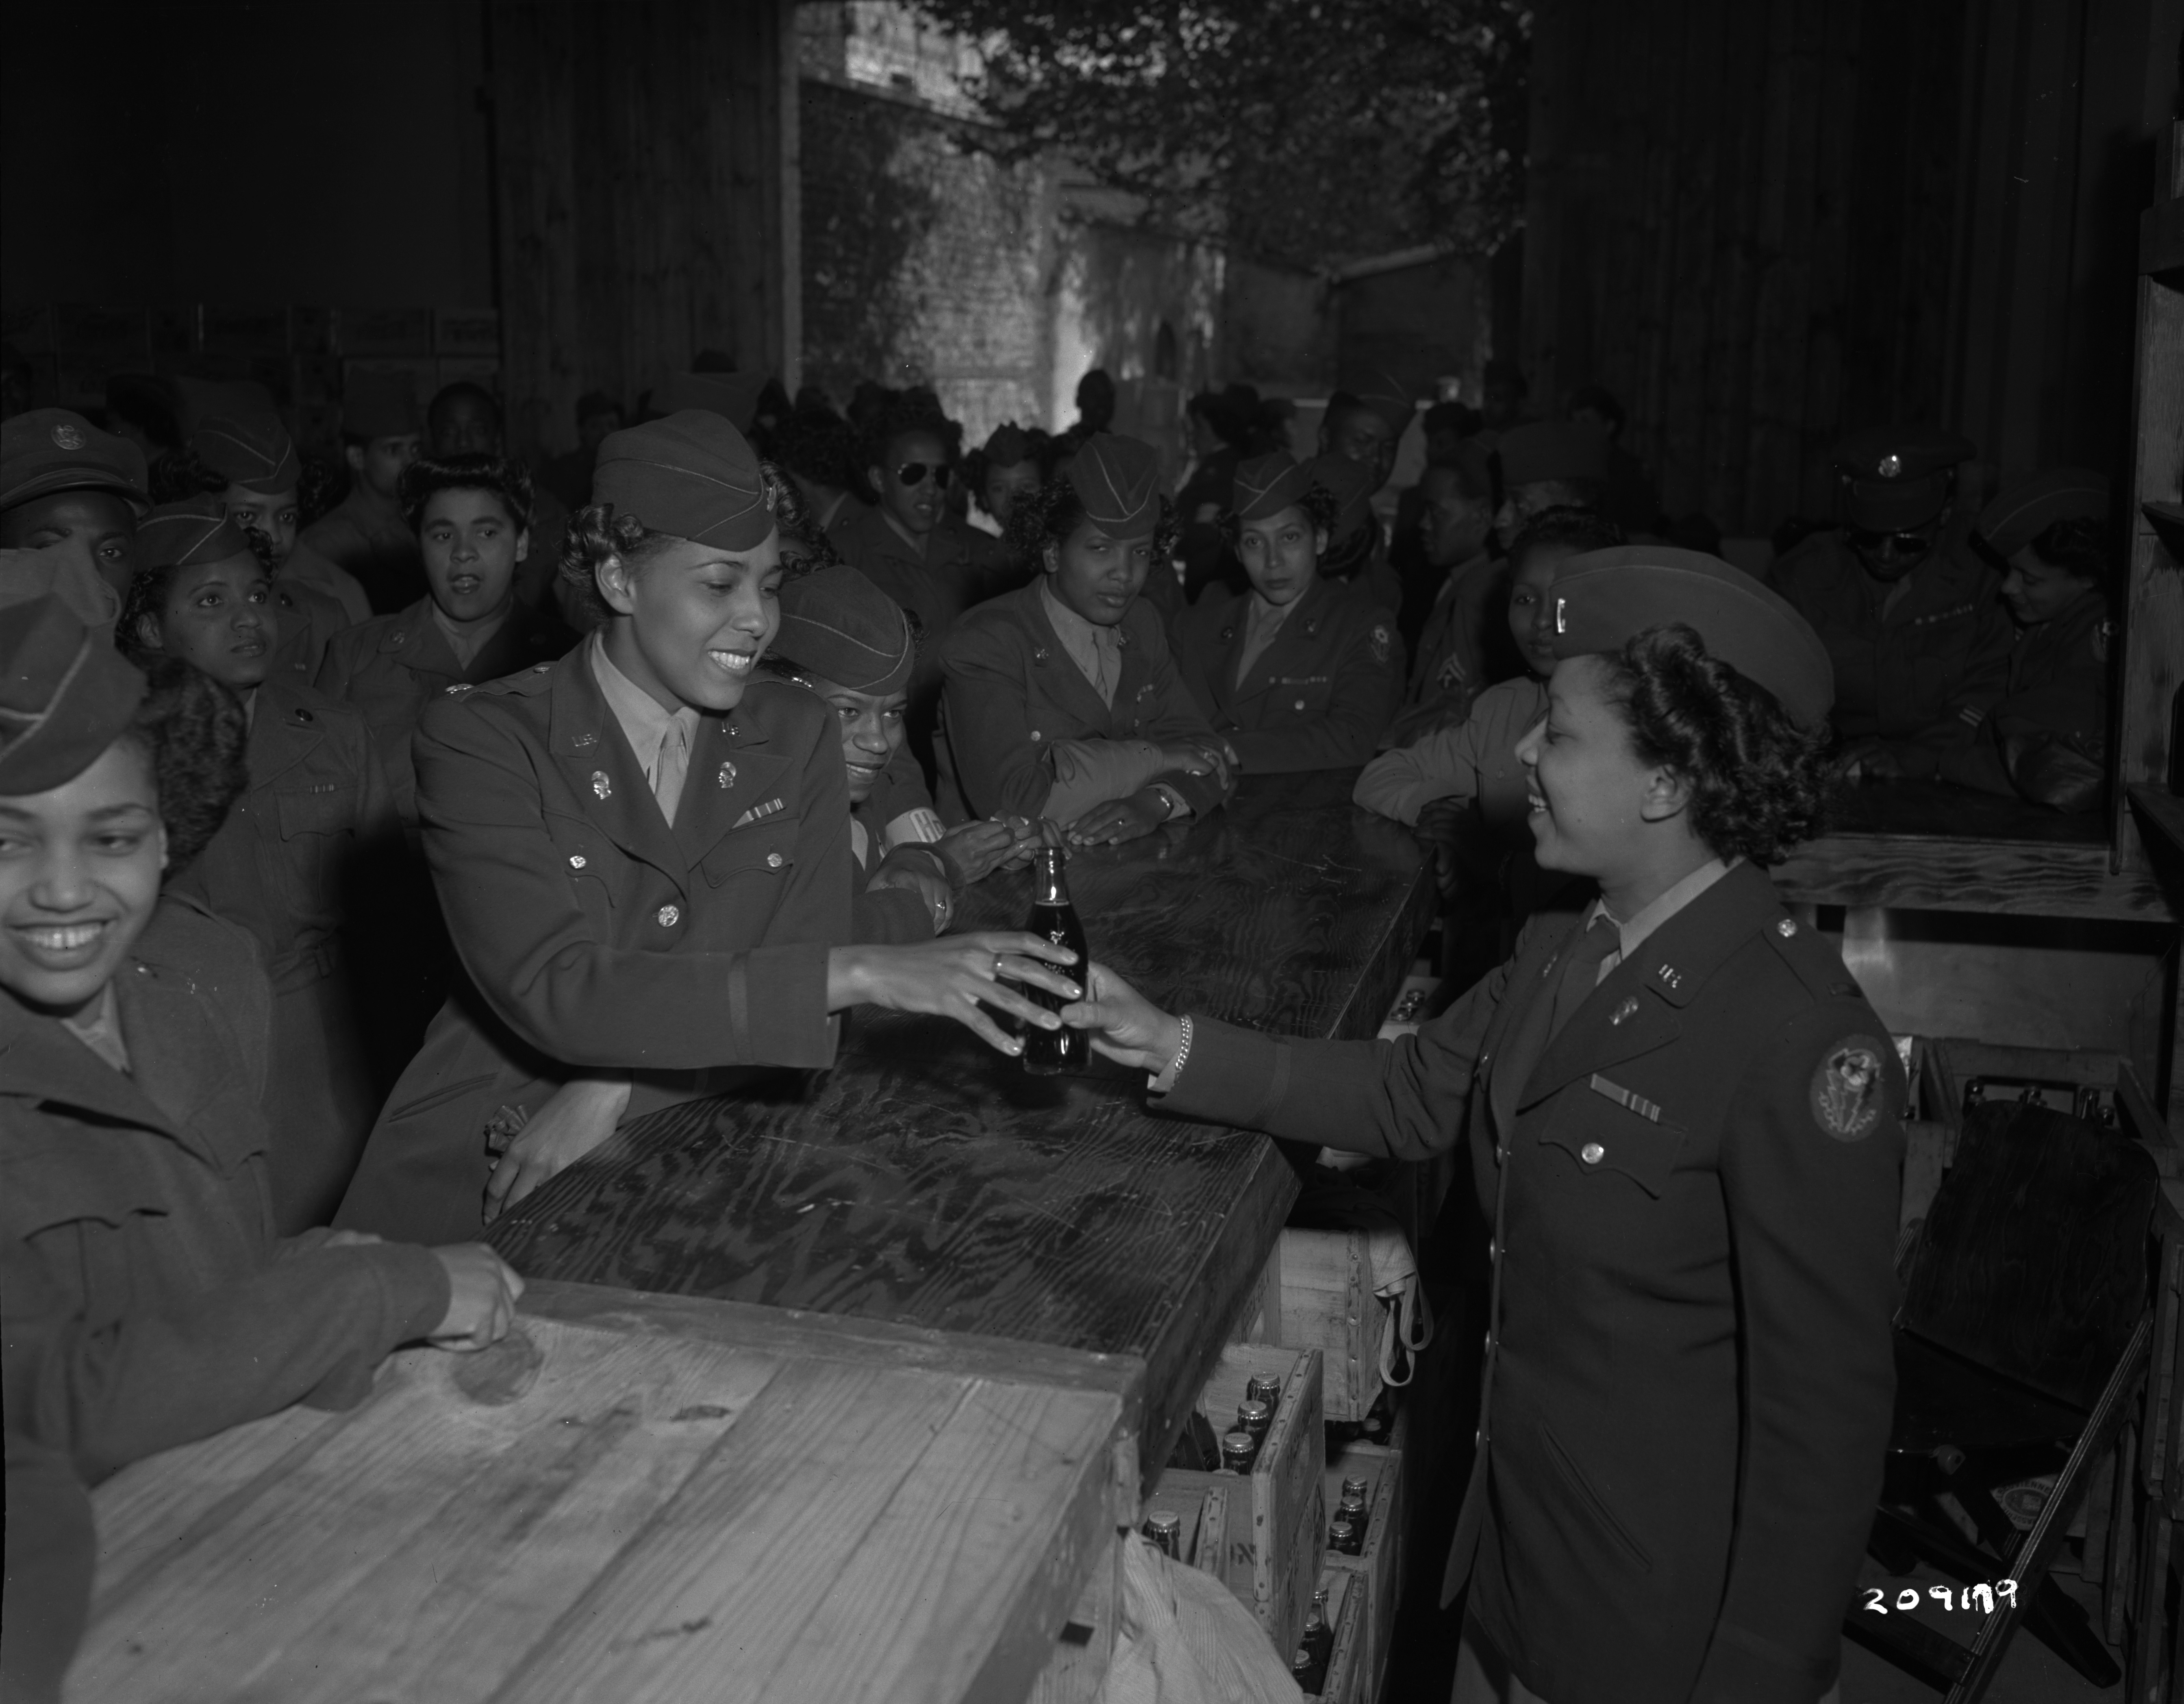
[120,498,396,1233]
[1066,549,1901,1704]
[332,412,1082,1241]
[1171,451,1401,772]
[936,432,1237,845]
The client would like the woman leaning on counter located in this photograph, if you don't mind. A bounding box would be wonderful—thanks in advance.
[935,432,1237,847]
[1067,548,1902,1704]
[333,413,1080,1244]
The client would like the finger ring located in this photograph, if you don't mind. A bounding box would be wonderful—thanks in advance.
[993,954,1004,978]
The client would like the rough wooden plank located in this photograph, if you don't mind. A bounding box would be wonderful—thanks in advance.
[1772,833,2170,921]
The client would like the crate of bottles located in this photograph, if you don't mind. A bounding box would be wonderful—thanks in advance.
[1322,1433,1405,1702]
[1290,1564,1367,1700]
[1147,1344,1326,1659]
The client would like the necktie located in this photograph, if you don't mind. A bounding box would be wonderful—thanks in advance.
[1548,912,1623,1041]
[1091,628,1121,707]
[652,710,695,826]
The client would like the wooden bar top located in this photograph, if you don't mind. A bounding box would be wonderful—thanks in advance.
[491,770,1434,1477]
[78,1282,1131,1704]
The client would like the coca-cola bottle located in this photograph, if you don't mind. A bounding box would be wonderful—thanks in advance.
[1021,846,1090,1075]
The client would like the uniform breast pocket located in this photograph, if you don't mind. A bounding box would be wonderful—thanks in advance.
[274,783,358,840]
[1539,1084,1688,1199]
[699,828,795,891]
[1274,675,1333,717]
[542,811,616,929]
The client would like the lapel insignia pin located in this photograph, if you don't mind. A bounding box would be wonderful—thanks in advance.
[1657,964,1682,990]
[572,731,596,749]
[1611,996,1639,1025]
[591,770,612,800]
[1033,646,1050,664]
[1776,918,1797,937]
[718,760,737,788]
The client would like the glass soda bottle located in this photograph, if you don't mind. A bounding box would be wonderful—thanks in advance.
[1021,846,1090,1074]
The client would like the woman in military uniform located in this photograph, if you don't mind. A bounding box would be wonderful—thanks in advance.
[120,498,396,1232]
[333,413,1081,1243]
[1171,450,1400,772]
[937,432,1236,846]
[1941,469,2114,814]
[1065,548,1902,1704]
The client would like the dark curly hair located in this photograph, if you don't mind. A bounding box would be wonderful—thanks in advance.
[769,464,842,578]
[1006,475,1182,578]
[114,655,250,874]
[2027,516,2110,588]
[862,397,958,478]
[557,460,804,627]
[1596,624,1834,866]
[1507,505,1626,566]
[1216,483,1341,554]
[398,452,535,535]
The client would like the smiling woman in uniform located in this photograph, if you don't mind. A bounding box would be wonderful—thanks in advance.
[1064,547,1903,1704]
[333,413,1080,1244]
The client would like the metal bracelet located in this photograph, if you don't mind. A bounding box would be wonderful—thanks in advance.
[1169,1013,1194,1082]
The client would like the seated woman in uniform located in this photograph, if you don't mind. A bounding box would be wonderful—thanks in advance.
[316,453,572,827]
[764,566,1048,943]
[332,413,1082,1240]
[1357,508,1624,903]
[119,499,395,1233]
[1941,469,2113,814]
[937,433,1236,847]
[0,599,522,1700]
[1171,451,1400,772]
[1063,547,1901,1704]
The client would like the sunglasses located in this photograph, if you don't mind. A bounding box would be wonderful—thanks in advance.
[1847,527,1934,555]
[894,462,953,489]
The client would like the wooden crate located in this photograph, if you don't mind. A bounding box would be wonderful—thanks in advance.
[1323,1435,1406,1704]
[1306,1565,1370,1702]
[1152,1344,1326,1659]
[1278,1227,1388,1422]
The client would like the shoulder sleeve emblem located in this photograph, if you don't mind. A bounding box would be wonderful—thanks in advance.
[1369,624,1392,666]
[1811,1035,1888,1141]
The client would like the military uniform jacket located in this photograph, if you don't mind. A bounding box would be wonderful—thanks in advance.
[1767,529,2013,773]
[333,657,855,1246]
[1159,861,1902,1703]
[935,580,1234,823]
[296,486,425,614]
[315,594,575,825]
[0,898,448,1490]
[1939,587,2111,812]
[166,675,395,993]
[1171,575,1399,772]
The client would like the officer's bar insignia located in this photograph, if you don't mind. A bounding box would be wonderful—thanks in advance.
[1589,1074,1662,1122]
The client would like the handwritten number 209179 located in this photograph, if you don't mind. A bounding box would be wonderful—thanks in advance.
[1863,1581,2018,1615]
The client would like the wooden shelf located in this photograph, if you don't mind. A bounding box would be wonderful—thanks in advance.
[2131,786,2184,868]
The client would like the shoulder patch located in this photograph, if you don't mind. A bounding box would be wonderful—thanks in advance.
[1369,623,1392,666]
[1810,1035,1888,1141]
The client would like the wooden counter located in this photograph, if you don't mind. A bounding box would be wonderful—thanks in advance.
[490,770,1435,1481]
[77,1281,1135,1704]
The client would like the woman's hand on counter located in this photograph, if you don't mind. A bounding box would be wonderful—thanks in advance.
[1159,736,1236,790]
[1067,789,1170,846]
[483,1076,634,1225]
[1060,962,1186,1075]
[829,932,1081,1056]
[428,1243,527,1349]
[934,817,1029,885]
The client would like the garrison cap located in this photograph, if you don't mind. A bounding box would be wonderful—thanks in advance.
[344,370,422,441]
[1976,468,2108,557]
[652,371,765,433]
[1828,425,1976,531]
[0,593,147,794]
[1065,433,1163,540]
[772,565,915,696]
[1304,453,1377,546]
[193,387,300,494]
[0,409,150,516]
[593,410,774,551]
[137,497,256,574]
[1337,363,1417,436]
[1232,451,1314,524]
[1549,544,1834,729]
[1498,420,1610,489]
[982,422,1034,466]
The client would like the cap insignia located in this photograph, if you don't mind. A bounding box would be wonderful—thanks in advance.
[1554,595,1569,635]
[1878,452,1903,477]
[50,423,85,451]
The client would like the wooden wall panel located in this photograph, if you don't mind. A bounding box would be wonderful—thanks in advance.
[489,0,793,459]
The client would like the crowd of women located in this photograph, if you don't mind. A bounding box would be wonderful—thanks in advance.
[0,358,2125,1702]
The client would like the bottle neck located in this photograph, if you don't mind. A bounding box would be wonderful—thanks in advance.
[1032,849,1069,907]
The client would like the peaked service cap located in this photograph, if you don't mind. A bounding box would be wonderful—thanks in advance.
[773,566,915,696]
[1548,544,1834,729]
[1828,426,1977,531]
[137,497,255,574]
[1232,451,1314,524]
[592,410,775,551]
[1065,433,1163,540]
[1976,468,2109,557]
[0,410,150,515]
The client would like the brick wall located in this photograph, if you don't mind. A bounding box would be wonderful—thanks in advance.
[800,77,1052,445]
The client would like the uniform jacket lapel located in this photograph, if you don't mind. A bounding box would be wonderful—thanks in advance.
[1029,591,1126,734]
[545,648,687,891]
[672,710,792,870]
[1231,578,1328,709]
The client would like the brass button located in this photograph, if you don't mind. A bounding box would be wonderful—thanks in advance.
[766,851,784,869]
[1293,698,1306,711]
[1776,918,1797,936]
[569,854,586,870]
[656,904,680,927]
[1581,1142,1604,1165]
